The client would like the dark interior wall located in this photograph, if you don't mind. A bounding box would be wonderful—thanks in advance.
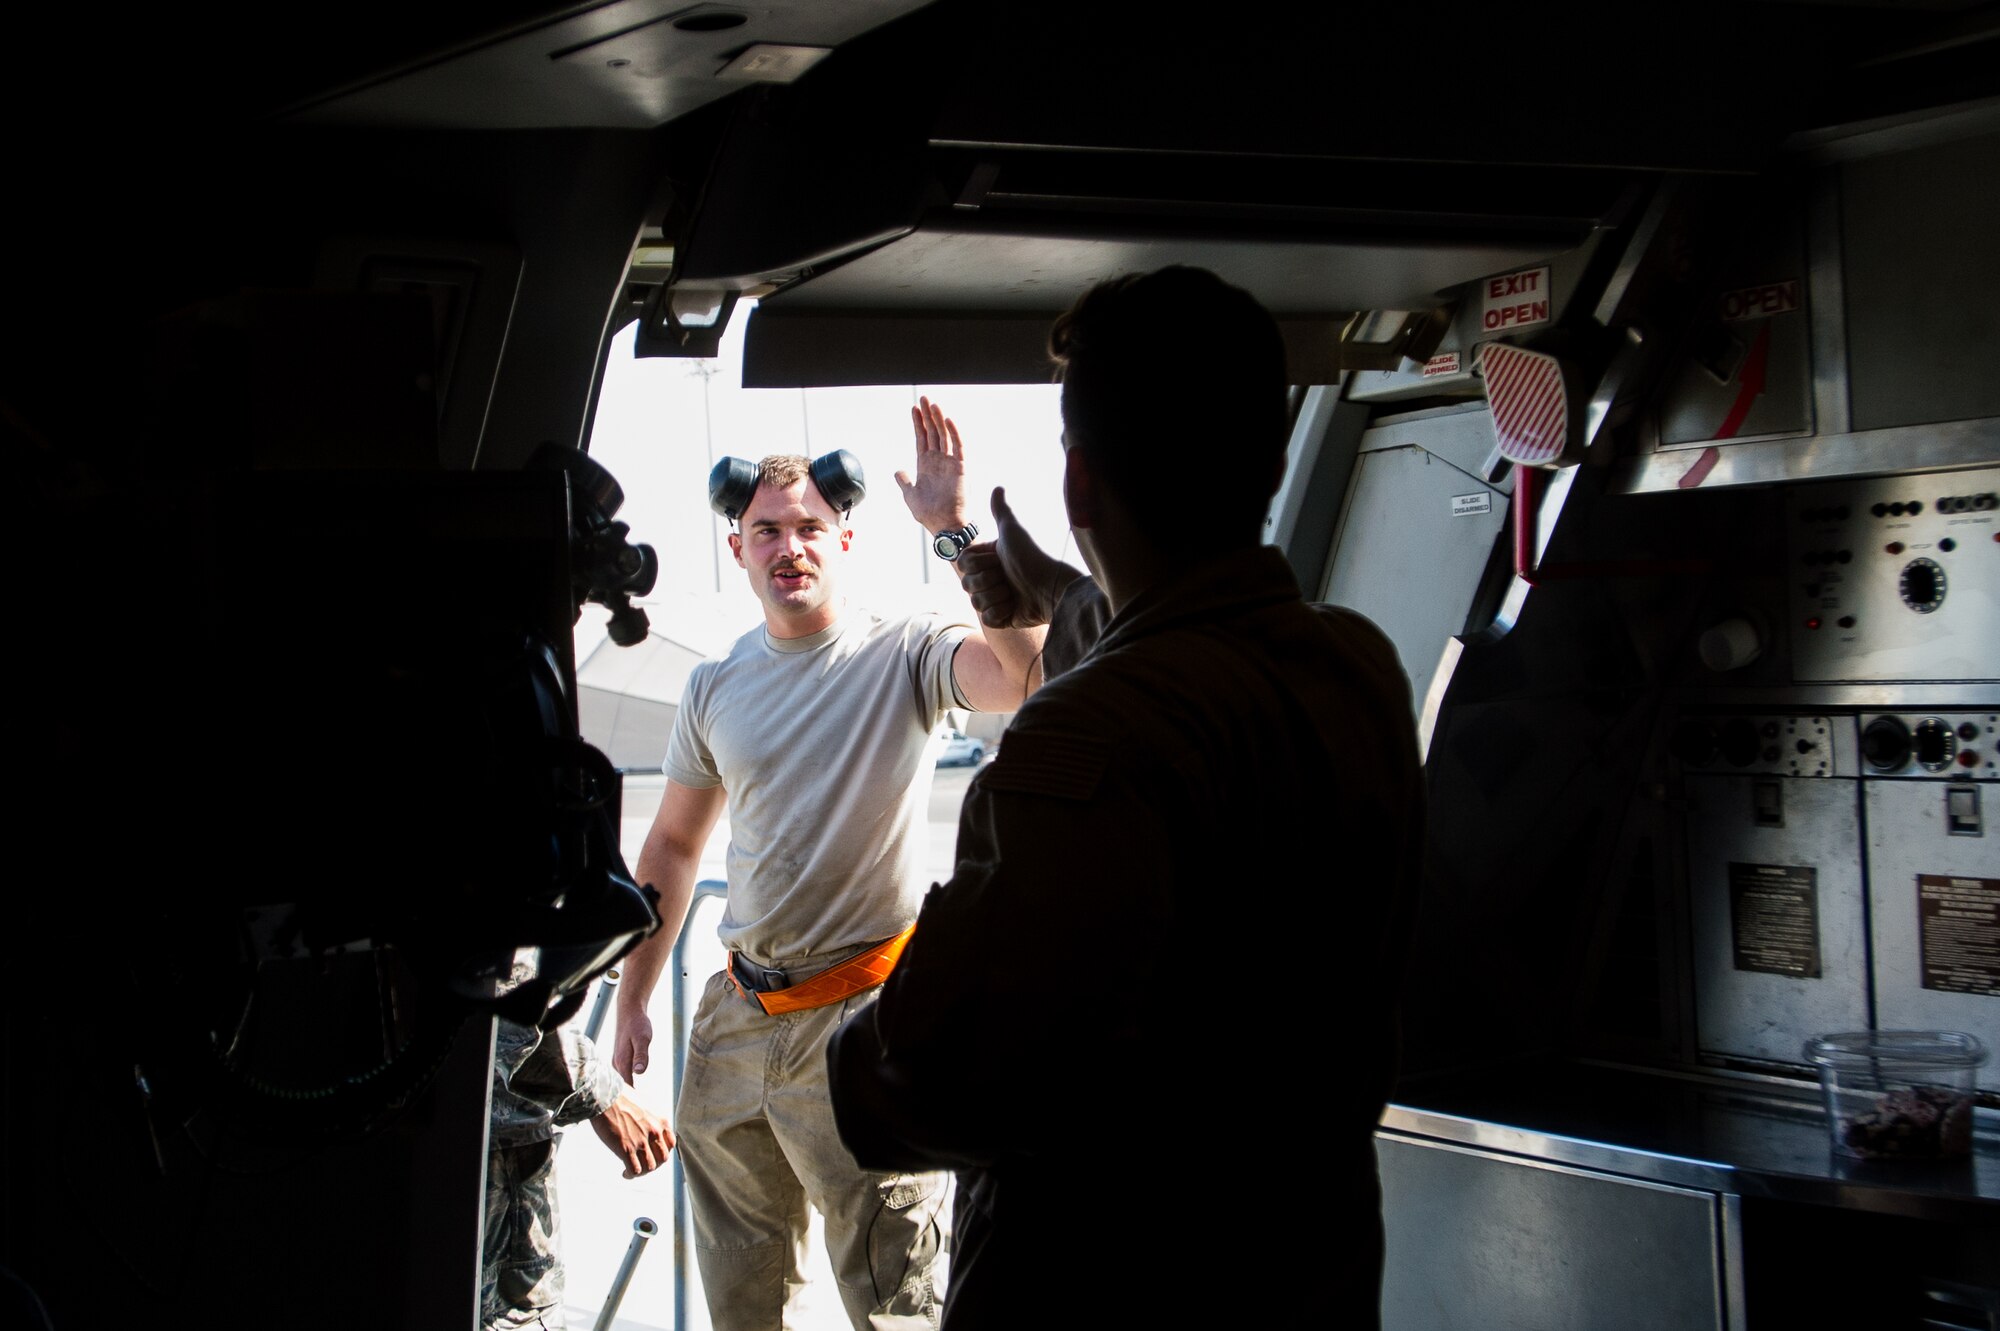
[6,118,669,474]
[1403,483,1787,1075]
[289,126,676,470]
[0,68,677,1330]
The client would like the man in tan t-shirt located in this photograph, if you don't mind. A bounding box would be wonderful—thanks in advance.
[611,400,1044,1331]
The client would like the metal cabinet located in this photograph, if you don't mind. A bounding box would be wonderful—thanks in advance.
[1685,773,1871,1067]
[1865,778,2000,1086]
[1378,1135,1726,1331]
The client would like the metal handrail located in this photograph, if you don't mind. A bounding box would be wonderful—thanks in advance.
[670,879,728,1331]
[583,968,620,1043]
[593,1216,660,1331]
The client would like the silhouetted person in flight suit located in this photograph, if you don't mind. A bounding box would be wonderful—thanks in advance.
[830,265,1425,1330]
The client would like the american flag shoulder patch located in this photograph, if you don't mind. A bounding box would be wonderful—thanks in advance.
[979,729,1107,802]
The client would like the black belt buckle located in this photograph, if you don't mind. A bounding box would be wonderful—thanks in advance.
[730,952,788,994]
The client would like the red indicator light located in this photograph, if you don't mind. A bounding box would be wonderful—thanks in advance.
[1886,541,1906,554]
[1805,617,1822,630]
[1960,750,1980,768]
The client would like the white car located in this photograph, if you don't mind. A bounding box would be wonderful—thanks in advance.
[936,729,987,767]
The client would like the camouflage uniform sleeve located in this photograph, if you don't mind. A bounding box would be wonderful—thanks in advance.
[550,1025,625,1128]
[491,1018,626,1143]
[490,1018,554,1146]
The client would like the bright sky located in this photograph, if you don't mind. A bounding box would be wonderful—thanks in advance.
[579,303,1072,658]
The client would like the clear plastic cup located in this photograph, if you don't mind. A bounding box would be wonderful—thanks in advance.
[1804,1031,1987,1161]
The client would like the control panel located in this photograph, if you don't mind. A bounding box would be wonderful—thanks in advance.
[1787,466,1998,682]
[1857,710,1999,780]
[1671,714,1838,777]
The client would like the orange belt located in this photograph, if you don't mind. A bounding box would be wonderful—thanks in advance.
[726,924,916,1015]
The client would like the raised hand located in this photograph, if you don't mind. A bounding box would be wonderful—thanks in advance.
[895,396,969,533]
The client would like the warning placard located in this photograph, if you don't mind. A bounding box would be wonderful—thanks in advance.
[1481,268,1551,334]
[1451,492,1492,517]
[1730,862,1821,978]
[1918,874,2000,997]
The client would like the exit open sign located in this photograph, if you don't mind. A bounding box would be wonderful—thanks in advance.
[1481,267,1551,334]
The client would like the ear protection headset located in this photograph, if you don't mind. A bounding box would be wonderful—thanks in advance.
[708,451,867,522]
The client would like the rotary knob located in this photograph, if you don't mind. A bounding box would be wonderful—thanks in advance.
[1900,557,1946,613]
[1862,716,1911,771]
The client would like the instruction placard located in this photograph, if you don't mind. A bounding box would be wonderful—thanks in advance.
[1730,862,1821,978]
[1918,874,2000,996]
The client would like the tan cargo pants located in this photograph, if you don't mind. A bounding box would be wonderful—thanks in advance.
[677,964,949,1331]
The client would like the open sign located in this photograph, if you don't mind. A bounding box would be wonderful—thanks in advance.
[1720,280,1801,322]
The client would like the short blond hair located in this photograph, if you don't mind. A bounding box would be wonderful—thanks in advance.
[757,454,811,492]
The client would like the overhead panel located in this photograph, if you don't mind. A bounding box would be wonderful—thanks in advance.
[1347,234,1608,405]
[745,222,1573,387]
[1845,133,2000,432]
[757,220,1565,316]
[288,0,927,129]
[1614,134,2000,494]
[1655,215,1815,447]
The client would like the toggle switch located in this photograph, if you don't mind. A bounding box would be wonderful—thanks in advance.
[1946,784,1982,837]
[1754,778,1785,829]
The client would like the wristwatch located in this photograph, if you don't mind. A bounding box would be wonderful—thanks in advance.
[932,522,978,561]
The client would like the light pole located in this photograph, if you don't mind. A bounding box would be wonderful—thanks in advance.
[912,387,930,585]
[688,359,722,593]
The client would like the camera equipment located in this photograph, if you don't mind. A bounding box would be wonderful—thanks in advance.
[708,449,866,521]
[531,442,659,647]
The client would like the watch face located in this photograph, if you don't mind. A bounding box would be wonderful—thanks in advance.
[933,533,959,559]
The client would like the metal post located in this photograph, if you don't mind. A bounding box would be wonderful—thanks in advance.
[671,880,728,1331]
[556,970,625,1159]
[592,1216,660,1331]
[584,969,621,1044]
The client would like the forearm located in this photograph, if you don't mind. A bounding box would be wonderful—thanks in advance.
[618,843,699,1017]
[951,622,1049,712]
[984,623,1047,701]
[611,778,726,1081]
